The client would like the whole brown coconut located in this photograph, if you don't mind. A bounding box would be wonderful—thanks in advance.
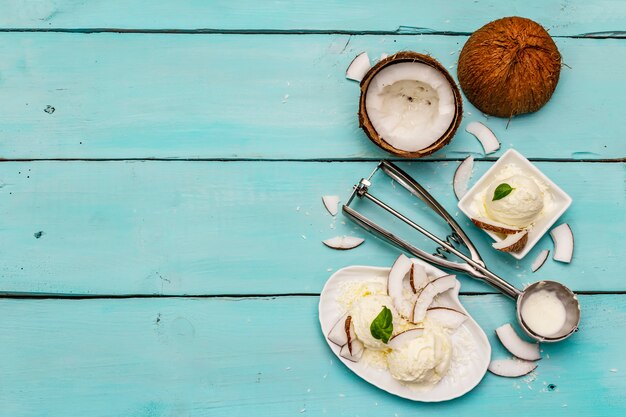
[457,17,561,118]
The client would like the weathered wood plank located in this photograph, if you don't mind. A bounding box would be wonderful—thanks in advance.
[0,161,621,295]
[0,0,624,36]
[0,34,624,160]
[0,294,623,416]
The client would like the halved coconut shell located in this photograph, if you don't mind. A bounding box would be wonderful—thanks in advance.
[358,51,463,158]
[492,230,528,252]
[471,216,521,235]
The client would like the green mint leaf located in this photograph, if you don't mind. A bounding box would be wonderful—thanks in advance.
[492,183,515,201]
[370,306,393,344]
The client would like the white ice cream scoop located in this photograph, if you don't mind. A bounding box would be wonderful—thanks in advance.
[484,175,544,227]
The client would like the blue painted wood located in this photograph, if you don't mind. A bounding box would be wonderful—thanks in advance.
[0,0,624,36]
[0,34,624,160]
[0,161,621,295]
[0,295,623,416]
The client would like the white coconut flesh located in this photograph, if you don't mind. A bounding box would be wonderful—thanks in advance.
[488,358,537,378]
[531,249,550,272]
[495,323,541,361]
[365,62,456,152]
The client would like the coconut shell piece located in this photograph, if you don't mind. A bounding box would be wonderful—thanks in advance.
[457,16,561,118]
[359,51,463,158]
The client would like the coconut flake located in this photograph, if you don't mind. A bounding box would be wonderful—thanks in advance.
[387,328,424,350]
[453,156,474,200]
[410,259,428,293]
[471,216,521,234]
[412,275,457,323]
[346,52,371,82]
[322,236,364,250]
[387,254,414,319]
[327,313,350,346]
[322,195,340,216]
[492,230,528,252]
[495,323,541,361]
[550,223,574,263]
[488,358,537,377]
[531,250,550,272]
[426,307,467,329]
[340,339,364,362]
[466,121,500,154]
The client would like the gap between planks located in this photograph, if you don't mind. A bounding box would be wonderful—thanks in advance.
[0,158,624,163]
[0,28,624,39]
[0,291,624,300]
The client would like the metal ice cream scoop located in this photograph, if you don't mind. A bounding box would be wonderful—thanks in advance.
[343,160,580,342]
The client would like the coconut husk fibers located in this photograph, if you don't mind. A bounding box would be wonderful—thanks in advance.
[359,51,463,158]
[457,16,561,118]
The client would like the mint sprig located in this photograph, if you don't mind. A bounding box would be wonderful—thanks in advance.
[370,306,393,344]
[492,183,514,201]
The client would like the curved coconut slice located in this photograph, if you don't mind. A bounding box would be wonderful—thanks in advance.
[411,261,436,294]
[492,230,528,252]
[412,275,457,323]
[488,358,537,377]
[321,195,340,216]
[427,307,467,329]
[346,52,371,82]
[359,51,463,158]
[340,339,364,362]
[387,328,424,350]
[453,155,474,200]
[466,121,500,154]
[471,216,520,235]
[387,254,414,319]
[322,236,364,250]
[550,223,574,263]
[531,249,550,273]
[327,313,350,346]
[495,323,541,361]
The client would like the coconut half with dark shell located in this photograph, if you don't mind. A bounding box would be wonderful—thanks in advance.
[457,16,561,118]
[358,51,463,158]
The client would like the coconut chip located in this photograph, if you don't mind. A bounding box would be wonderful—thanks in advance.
[466,121,500,154]
[346,52,371,82]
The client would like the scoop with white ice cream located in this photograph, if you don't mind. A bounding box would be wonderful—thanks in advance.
[387,326,452,384]
[484,175,544,227]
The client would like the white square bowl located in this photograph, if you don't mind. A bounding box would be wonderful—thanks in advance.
[458,149,572,260]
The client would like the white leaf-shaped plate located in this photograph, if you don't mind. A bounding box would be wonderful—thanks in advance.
[319,263,491,402]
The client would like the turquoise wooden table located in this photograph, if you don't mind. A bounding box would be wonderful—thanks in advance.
[0,1,624,416]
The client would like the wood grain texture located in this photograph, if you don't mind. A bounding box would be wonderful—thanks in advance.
[0,0,624,36]
[0,294,623,416]
[0,34,624,160]
[0,161,622,295]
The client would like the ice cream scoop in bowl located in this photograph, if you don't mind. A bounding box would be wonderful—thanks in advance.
[516,280,581,342]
